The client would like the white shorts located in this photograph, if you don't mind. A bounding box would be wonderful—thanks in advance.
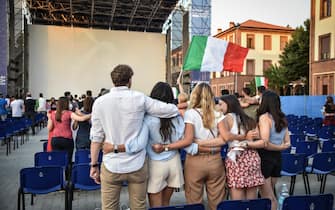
[147,153,184,193]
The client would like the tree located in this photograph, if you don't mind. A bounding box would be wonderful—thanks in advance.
[279,19,310,93]
[263,64,288,94]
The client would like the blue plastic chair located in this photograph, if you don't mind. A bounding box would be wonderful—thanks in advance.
[149,203,205,210]
[321,140,335,152]
[17,166,68,210]
[289,134,305,147]
[282,194,333,210]
[281,153,307,195]
[304,152,335,194]
[42,142,48,152]
[220,144,228,159]
[74,149,103,164]
[295,141,318,157]
[217,198,271,210]
[68,163,100,210]
[34,151,68,168]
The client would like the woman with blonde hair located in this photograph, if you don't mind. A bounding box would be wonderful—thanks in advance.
[153,83,256,210]
[198,95,264,200]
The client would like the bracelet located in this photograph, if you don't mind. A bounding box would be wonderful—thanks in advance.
[90,163,99,168]
[210,147,216,155]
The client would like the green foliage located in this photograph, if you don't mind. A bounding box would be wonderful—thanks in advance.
[279,19,310,92]
[264,64,288,94]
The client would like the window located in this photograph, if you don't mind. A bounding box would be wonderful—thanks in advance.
[229,35,234,43]
[246,59,255,75]
[320,0,331,18]
[264,35,272,50]
[263,60,272,72]
[280,36,288,50]
[319,34,331,60]
[246,34,255,49]
[179,54,183,66]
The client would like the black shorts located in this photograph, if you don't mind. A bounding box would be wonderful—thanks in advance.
[258,150,282,179]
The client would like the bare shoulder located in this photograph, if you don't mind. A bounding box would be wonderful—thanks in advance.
[259,113,271,124]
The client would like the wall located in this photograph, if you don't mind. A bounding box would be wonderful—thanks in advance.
[28,25,166,98]
[281,95,330,118]
[240,32,291,75]
[314,0,335,61]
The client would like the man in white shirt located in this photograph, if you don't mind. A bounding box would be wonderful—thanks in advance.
[10,95,24,119]
[37,93,47,113]
[89,65,179,210]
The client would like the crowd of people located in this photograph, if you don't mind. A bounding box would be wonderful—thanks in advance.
[3,64,334,210]
[85,64,291,210]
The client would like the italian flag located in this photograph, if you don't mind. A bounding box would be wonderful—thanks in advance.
[255,76,268,88]
[183,36,249,72]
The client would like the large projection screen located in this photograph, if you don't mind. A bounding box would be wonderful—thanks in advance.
[28,25,166,98]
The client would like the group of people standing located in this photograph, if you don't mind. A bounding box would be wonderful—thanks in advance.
[88,64,291,210]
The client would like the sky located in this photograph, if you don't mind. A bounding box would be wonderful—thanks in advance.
[211,0,311,35]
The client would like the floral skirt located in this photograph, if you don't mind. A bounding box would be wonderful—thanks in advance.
[225,149,264,188]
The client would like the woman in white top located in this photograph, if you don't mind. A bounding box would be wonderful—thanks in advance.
[153,83,255,210]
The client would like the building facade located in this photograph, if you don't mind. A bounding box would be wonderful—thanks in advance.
[211,20,294,96]
[310,0,335,95]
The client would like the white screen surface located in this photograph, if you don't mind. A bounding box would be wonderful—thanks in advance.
[28,25,166,98]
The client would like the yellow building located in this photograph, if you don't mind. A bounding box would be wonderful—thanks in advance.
[211,20,294,96]
[310,0,335,95]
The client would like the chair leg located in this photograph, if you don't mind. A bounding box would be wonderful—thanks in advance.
[22,192,25,210]
[289,176,296,195]
[303,173,310,194]
[65,189,69,210]
[17,189,21,210]
[320,174,328,194]
[30,194,34,205]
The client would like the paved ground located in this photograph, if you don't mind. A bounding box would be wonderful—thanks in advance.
[0,128,334,210]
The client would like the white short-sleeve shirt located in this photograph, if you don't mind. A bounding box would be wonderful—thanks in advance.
[184,108,224,140]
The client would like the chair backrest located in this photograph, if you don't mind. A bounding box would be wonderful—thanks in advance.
[295,141,318,156]
[282,194,334,210]
[322,140,335,152]
[289,134,304,147]
[217,198,271,210]
[310,152,335,172]
[20,166,64,194]
[74,149,103,164]
[281,153,306,174]
[71,163,100,190]
[34,151,68,168]
[149,203,205,210]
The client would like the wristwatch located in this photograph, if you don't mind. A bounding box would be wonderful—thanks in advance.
[90,163,99,168]
[114,144,119,153]
[164,145,169,152]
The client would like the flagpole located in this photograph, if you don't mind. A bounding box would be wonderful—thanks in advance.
[177,68,184,94]
[234,72,238,93]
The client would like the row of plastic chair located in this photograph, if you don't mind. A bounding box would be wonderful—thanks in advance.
[18,150,103,210]
[0,117,32,155]
[280,152,335,195]
[148,194,334,210]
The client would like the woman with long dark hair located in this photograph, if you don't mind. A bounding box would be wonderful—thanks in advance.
[47,97,91,164]
[73,96,94,149]
[246,90,290,210]
[198,95,264,200]
[323,96,335,126]
[143,82,185,207]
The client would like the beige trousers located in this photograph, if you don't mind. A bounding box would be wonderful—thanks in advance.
[184,153,226,210]
[100,160,148,210]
